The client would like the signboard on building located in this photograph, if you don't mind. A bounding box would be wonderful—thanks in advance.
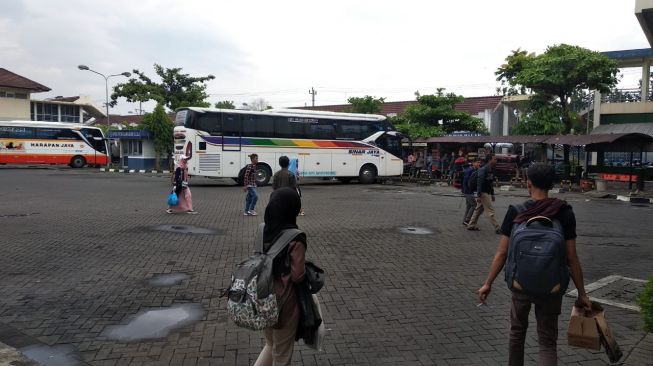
[108,130,151,139]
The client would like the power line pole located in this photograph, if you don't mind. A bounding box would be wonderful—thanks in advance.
[308,87,317,107]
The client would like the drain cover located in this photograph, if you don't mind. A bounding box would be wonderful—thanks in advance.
[399,227,433,235]
[567,275,647,311]
[152,225,222,235]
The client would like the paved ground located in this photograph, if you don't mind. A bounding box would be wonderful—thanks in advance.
[0,167,651,366]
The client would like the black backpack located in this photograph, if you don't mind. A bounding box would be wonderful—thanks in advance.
[504,203,569,297]
[467,170,479,192]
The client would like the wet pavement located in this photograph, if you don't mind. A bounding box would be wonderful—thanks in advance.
[103,304,205,342]
[0,169,652,365]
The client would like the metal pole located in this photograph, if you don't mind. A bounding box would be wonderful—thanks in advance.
[104,75,110,126]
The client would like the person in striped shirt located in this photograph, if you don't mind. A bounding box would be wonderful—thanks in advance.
[243,154,259,216]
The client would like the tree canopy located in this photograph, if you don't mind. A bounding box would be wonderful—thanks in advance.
[139,103,174,171]
[496,44,618,134]
[111,64,215,112]
[215,100,235,109]
[345,96,385,114]
[402,89,485,134]
[496,44,619,167]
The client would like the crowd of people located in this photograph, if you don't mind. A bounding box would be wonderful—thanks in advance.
[164,151,592,366]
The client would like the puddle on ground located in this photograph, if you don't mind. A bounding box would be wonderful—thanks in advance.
[151,225,223,235]
[103,303,204,342]
[398,226,433,235]
[20,344,83,366]
[146,273,191,287]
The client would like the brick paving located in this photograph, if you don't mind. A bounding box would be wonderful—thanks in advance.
[0,168,651,365]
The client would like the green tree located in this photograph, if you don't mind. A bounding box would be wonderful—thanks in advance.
[215,100,235,109]
[140,104,174,171]
[345,95,385,114]
[111,64,215,111]
[402,89,486,134]
[496,44,619,165]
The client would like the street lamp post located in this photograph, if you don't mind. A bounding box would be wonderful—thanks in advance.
[78,65,131,126]
[78,65,131,167]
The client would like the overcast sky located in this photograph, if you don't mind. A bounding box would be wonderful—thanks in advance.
[1,0,649,115]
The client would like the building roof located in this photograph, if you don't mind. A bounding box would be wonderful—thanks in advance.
[591,122,653,137]
[0,68,51,92]
[32,95,106,119]
[294,95,503,116]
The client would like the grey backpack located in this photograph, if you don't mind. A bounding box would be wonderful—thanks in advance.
[226,223,303,330]
[504,203,570,297]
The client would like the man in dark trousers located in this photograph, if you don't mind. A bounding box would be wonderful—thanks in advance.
[461,159,482,226]
[467,154,500,233]
[477,163,591,366]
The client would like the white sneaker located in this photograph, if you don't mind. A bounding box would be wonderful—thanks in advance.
[249,210,258,216]
[244,211,251,216]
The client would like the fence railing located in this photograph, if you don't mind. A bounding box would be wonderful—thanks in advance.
[602,88,653,103]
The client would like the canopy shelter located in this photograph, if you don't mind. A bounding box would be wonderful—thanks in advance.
[413,133,652,149]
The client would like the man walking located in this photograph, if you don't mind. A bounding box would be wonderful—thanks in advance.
[477,163,591,366]
[272,156,297,190]
[461,159,482,226]
[467,154,500,233]
[243,154,259,216]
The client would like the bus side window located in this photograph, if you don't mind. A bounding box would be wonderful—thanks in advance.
[0,127,35,138]
[337,121,364,140]
[36,128,61,139]
[307,121,335,140]
[196,112,221,135]
[275,117,306,139]
[222,114,241,137]
[59,130,82,140]
[243,115,274,138]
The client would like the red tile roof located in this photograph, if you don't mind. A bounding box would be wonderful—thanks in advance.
[294,95,503,116]
[0,68,51,92]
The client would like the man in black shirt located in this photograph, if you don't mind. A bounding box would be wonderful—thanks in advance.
[467,154,500,233]
[477,163,591,366]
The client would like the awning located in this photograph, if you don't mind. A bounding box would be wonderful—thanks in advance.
[411,133,653,151]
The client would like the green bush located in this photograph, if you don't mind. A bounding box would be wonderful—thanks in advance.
[639,276,653,332]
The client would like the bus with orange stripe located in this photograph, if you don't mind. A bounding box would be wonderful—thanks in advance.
[0,121,109,168]
[174,107,404,184]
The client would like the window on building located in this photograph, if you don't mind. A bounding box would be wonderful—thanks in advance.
[121,140,142,156]
[61,105,79,122]
[34,102,59,121]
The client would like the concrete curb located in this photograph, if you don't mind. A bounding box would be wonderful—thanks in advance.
[99,168,171,174]
[0,341,40,365]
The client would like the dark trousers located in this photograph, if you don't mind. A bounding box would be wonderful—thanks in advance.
[509,292,562,366]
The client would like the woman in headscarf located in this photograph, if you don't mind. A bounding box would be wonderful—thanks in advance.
[255,187,306,366]
[166,155,198,214]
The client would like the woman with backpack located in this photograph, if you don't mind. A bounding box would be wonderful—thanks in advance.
[254,187,306,366]
[166,155,197,214]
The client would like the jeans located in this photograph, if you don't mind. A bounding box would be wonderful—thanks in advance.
[509,292,562,366]
[245,187,258,212]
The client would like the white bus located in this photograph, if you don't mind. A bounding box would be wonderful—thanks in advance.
[173,107,404,184]
[0,121,109,168]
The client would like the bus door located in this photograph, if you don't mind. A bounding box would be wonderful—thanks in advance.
[221,113,242,177]
[374,131,404,176]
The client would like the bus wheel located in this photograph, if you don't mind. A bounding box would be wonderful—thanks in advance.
[70,155,86,168]
[255,164,272,186]
[337,177,352,184]
[358,164,377,184]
